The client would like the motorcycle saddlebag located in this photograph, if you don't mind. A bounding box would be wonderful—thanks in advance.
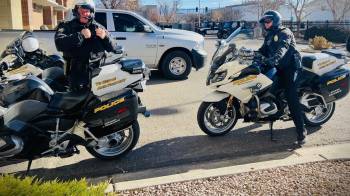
[318,68,350,103]
[84,88,138,135]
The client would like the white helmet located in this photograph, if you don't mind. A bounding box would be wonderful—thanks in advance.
[22,37,39,53]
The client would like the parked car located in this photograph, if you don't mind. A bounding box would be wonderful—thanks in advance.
[196,21,220,36]
[217,21,241,39]
[94,9,207,80]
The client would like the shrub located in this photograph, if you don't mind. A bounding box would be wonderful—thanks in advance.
[0,175,111,196]
[304,26,349,43]
[309,36,333,50]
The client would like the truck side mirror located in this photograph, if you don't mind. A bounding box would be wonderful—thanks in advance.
[143,25,153,33]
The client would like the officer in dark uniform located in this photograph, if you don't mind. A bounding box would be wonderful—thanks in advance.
[55,0,116,91]
[256,10,307,145]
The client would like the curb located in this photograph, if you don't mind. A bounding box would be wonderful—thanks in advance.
[110,143,350,191]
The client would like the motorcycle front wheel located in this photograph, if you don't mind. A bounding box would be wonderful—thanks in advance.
[197,100,238,136]
[86,121,140,160]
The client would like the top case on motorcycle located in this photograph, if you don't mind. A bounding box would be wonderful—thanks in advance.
[120,59,144,74]
[48,91,89,112]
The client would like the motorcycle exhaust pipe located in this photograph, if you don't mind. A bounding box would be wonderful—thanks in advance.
[0,135,24,158]
[138,106,151,117]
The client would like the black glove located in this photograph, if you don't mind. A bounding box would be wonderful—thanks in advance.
[262,57,277,69]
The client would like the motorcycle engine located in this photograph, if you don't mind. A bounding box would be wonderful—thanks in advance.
[238,47,254,65]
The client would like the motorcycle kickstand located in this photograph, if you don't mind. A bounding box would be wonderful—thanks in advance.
[270,121,277,142]
[26,159,33,175]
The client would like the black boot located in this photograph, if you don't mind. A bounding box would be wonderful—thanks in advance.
[295,129,307,146]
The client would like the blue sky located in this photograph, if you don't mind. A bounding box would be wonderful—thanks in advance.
[141,0,241,9]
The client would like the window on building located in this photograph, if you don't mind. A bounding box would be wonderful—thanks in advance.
[95,12,107,29]
[113,13,145,32]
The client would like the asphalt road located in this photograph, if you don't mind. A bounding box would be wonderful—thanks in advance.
[1,36,350,183]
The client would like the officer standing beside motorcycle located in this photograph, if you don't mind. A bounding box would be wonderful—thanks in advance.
[55,0,116,91]
[256,10,307,145]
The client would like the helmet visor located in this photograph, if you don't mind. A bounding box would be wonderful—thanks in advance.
[259,15,274,24]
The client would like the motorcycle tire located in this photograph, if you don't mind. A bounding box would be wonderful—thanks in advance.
[303,102,335,127]
[197,101,238,137]
[86,121,140,160]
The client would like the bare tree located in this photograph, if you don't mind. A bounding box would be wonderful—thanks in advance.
[232,9,243,21]
[257,0,285,14]
[99,0,139,11]
[147,9,160,23]
[211,10,224,22]
[158,0,181,23]
[326,0,350,22]
[287,0,312,37]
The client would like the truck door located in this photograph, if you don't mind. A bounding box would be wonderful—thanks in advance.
[110,13,158,67]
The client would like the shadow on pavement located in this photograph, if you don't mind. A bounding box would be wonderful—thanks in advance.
[148,100,201,116]
[146,71,186,86]
[11,123,322,182]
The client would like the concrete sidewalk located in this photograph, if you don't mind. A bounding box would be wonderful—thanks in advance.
[111,143,350,191]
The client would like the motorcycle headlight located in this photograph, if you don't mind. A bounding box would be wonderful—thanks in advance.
[211,69,227,84]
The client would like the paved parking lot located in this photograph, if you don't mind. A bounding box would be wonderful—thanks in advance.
[1,36,350,183]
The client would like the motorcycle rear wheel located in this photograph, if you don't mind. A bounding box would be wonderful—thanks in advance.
[197,100,238,136]
[303,102,335,127]
[86,121,140,160]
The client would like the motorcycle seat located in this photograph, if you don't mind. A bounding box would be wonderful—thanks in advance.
[301,55,317,69]
[120,59,144,74]
[48,91,88,111]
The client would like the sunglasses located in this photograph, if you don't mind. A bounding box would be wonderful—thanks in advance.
[264,19,273,24]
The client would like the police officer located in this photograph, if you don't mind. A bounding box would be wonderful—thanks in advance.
[256,10,307,145]
[55,0,116,91]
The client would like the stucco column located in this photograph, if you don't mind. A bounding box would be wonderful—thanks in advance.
[56,0,64,21]
[43,6,54,29]
[21,0,33,30]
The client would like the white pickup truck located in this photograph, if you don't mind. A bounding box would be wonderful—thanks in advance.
[0,9,207,80]
[93,9,207,79]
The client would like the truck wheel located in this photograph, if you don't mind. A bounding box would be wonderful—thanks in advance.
[161,50,192,80]
[217,32,223,39]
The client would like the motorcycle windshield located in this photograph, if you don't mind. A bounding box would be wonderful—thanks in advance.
[0,31,33,59]
[211,27,253,70]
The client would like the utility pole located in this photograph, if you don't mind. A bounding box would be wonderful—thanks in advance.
[198,0,201,27]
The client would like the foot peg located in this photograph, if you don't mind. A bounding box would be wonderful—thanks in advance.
[138,106,151,117]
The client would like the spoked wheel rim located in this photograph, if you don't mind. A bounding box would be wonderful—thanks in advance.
[169,57,187,75]
[305,103,334,124]
[203,103,236,134]
[93,126,134,157]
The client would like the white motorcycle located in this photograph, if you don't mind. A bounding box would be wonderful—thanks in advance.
[197,27,350,138]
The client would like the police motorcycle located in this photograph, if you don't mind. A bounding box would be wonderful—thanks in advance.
[0,50,150,172]
[0,31,126,108]
[197,27,350,137]
[0,31,67,108]
[0,31,65,84]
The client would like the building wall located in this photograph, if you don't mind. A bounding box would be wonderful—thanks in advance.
[32,5,44,30]
[0,0,23,29]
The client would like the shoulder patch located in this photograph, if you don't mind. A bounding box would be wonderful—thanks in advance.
[274,35,279,42]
